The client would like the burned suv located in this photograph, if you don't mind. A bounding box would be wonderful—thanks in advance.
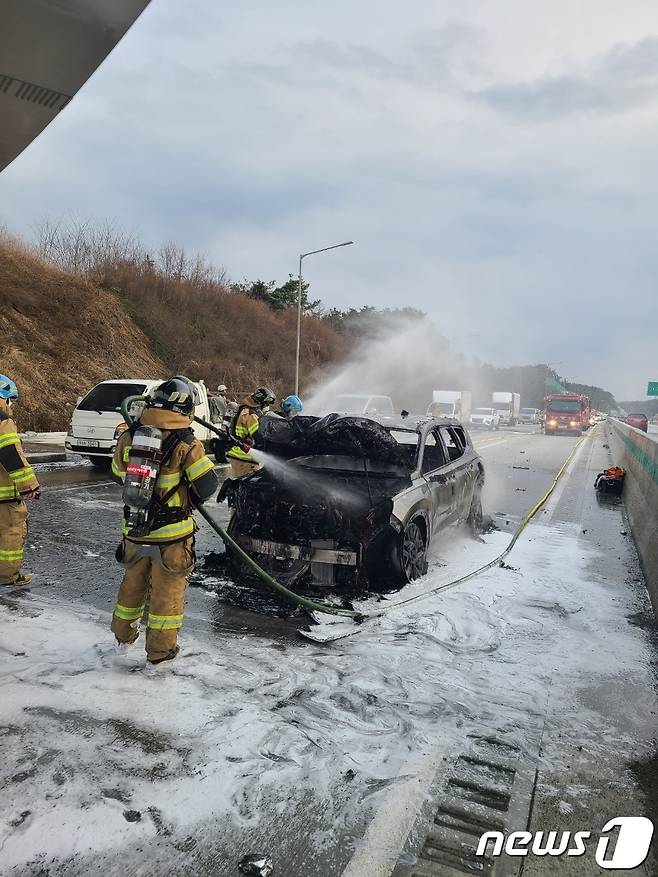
[227,414,484,591]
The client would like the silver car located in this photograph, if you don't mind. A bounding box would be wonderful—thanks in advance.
[227,414,485,590]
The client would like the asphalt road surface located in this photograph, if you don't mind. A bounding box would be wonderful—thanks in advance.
[1,424,657,876]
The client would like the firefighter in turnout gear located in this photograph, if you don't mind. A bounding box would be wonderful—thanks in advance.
[0,375,40,586]
[225,387,275,479]
[110,377,218,664]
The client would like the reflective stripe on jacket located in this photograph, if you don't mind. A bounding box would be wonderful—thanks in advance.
[0,401,39,502]
[112,407,218,543]
[226,395,261,463]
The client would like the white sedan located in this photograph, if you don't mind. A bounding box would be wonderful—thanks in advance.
[470,408,501,429]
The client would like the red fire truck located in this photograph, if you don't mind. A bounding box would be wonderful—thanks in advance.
[544,393,591,436]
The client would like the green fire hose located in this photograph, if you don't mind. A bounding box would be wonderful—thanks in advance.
[119,395,362,620]
[194,503,362,619]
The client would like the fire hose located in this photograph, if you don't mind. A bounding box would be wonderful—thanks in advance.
[120,396,590,624]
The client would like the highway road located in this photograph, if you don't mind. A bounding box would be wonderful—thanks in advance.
[1,424,657,876]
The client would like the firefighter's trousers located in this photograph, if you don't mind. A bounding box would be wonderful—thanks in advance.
[111,537,195,661]
[0,500,28,585]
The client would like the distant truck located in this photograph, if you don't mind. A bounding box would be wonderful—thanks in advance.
[427,390,472,421]
[544,392,591,435]
[66,378,215,469]
[492,391,521,426]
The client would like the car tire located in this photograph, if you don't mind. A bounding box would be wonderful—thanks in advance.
[395,519,428,584]
[90,457,111,470]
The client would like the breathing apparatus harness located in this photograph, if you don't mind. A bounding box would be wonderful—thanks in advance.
[122,418,196,538]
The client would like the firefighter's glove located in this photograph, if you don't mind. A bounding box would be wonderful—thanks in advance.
[241,438,254,453]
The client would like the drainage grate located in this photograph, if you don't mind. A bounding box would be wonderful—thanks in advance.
[394,730,542,877]
[0,73,70,111]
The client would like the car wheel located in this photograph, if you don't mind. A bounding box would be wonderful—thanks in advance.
[90,457,111,470]
[399,519,428,583]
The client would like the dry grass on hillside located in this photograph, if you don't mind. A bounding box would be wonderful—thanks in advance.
[0,234,165,431]
[34,219,349,403]
[94,260,347,403]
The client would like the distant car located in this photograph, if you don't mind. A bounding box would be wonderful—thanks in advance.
[320,394,395,418]
[228,414,485,590]
[625,413,648,432]
[65,378,214,468]
[470,408,500,430]
[518,407,539,424]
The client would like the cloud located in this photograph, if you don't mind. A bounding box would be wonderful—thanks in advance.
[1,0,657,398]
[475,37,658,120]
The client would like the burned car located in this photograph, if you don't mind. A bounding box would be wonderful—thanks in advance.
[227,414,484,591]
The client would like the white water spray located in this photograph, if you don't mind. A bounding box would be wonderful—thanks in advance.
[304,316,479,417]
[250,448,371,511]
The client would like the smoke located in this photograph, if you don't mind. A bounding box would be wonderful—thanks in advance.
[305,316,478,416]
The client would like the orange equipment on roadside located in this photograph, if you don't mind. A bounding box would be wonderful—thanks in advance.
[594,466,626,494]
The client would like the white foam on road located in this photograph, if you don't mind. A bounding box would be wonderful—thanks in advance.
[0,516,655,874]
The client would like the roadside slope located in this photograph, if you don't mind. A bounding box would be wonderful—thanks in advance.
[0,236,165,431]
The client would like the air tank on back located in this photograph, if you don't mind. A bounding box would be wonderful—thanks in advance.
[122,424,163,536]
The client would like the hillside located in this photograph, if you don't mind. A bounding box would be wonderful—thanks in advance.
[619,399,658,417]
[2,221,621,431]
[1,229,348,432]
[0,235,166,431]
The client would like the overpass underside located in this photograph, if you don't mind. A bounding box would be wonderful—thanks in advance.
[0,0,150,172]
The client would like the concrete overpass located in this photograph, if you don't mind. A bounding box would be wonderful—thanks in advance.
[0,0,150,172]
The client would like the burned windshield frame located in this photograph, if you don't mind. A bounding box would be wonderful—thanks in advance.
[386,427,421,468]
[420,429,447,473]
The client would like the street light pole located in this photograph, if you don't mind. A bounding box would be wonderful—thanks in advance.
[295,240,353,395]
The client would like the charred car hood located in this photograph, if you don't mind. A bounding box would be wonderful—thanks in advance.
[258,413,413,469]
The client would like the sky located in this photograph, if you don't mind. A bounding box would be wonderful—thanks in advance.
[2,0,658,399]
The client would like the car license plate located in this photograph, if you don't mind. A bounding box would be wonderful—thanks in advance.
[77,439,100,447]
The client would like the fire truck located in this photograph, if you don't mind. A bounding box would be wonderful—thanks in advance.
[544,393,591,436]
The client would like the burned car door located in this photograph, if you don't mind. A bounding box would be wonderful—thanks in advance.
[420,429,453,532]
[437,425,474,521]
[451,425,479,518]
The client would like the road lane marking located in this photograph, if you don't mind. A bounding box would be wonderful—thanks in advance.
[473,438,508,450]
[538,431,594,524]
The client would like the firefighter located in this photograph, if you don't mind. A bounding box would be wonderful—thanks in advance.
[209,384,228,425]
[110,377,219,664]
[225,386,275,479]
[0,375,40,586]
[279,394,303,419]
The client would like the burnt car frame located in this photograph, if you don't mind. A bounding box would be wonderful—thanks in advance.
[226,414,485,591]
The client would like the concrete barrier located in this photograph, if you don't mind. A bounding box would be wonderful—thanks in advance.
[607,419,658,616]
